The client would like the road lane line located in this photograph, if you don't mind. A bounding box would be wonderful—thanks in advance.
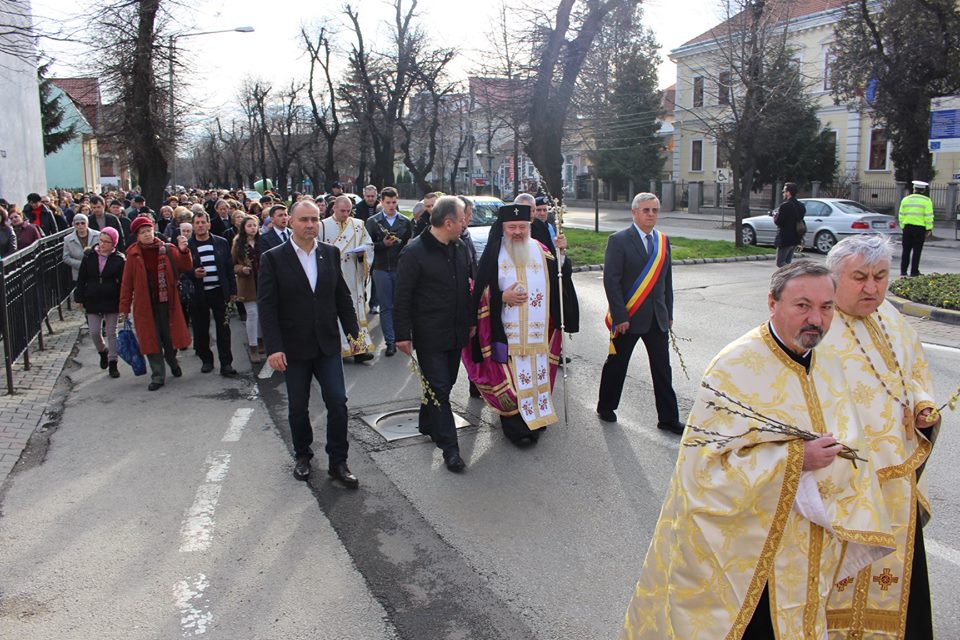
[222,408,254,442]
[173,573,212,636]
[926,537,960,569]
[179,484,223,553]
[203,451,231,482]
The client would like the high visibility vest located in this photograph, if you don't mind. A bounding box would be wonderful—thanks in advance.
[898,193,934,230]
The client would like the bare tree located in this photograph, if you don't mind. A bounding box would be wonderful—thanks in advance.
[302,24,341,190]
[261,81,312,198]
[397,46,457,193]
[92,0,174,210]
[240,79,271,190]
[343,0,425,186]
[525,0,631,200]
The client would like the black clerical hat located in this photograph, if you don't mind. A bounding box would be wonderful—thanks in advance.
[497,204,531,223]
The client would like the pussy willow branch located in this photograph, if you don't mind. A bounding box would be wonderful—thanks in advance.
[670,329,692,380]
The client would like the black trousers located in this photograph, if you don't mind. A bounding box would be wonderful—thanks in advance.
[284,353,349,465]
[901,224,926,276]
[416,348,461,454]
[192,287,233,367]
[741,584,774,639]
[905,509,934,639]
[597,326,680,425]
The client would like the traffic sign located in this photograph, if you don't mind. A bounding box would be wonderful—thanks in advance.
[716,168,731,183]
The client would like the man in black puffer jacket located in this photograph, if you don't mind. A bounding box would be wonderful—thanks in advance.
[393,195,473,472]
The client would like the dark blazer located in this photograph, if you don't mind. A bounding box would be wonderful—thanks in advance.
[88,213,126,248]
[366,212,413,272]
[188,234,237,297]
[602,226,673,334]
[257,227,288,254]
[210,214,233,237]
[258,241,359,360]
[774,197,806,247]
[394,230,472,352]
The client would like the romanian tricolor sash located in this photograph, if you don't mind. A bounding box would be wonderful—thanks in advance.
[604,229,667,354]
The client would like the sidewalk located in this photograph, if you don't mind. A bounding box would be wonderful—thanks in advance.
[0,309,83,482]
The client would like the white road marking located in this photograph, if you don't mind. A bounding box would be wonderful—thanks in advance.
[922,342,960,354]
[179,484,223,553]
[257,361,275,379]
[926,537,960,569]
[221,408,254,442]
[173,574,212,636]
[203,451,231,482]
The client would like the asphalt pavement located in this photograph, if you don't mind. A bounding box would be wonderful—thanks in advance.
[1,222,958,638]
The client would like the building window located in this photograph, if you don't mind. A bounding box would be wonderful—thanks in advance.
[868,129,888,171]
[718,71,730,105]
[691,140,703,171]
[693,77,704,108]
[823,50,836,91]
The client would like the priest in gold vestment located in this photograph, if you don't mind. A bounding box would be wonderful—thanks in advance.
[823,235,940,640]
[620,262,896,640]
[320,196,375,362]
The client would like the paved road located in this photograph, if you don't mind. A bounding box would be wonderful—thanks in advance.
[1,262,958,639]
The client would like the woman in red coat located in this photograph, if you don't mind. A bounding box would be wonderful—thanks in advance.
[119,217,194,391]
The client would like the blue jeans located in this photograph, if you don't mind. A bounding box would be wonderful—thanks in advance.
[372,270,397,345]
[283,354,349,465]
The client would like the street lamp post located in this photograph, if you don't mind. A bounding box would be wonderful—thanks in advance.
[168,26,254,190]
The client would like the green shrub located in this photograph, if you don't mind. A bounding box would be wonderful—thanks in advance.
[889,273,960,311]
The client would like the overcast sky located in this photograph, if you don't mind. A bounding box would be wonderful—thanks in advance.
[34,0,721,132]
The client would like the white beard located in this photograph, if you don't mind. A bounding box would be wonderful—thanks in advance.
[505,237,530,268]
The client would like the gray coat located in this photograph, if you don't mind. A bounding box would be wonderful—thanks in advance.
[602,226,673,334]
[63,229,100,280]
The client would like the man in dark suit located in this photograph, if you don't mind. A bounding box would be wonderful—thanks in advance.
[257,205,291,253]
[259,199,363,486]
[596,192,683,435]
[773,182,806,267]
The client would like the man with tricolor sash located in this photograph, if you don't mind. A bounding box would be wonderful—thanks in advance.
[596,192,684,434]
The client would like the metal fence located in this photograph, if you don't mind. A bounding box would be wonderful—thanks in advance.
[0,229,73,395]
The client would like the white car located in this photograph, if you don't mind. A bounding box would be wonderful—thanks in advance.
[465,196,505,255]
[740,198,901,253]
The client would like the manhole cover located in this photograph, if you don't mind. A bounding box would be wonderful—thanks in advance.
[360,408,471,442]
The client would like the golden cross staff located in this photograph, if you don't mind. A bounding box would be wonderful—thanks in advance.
[535,175,570,423]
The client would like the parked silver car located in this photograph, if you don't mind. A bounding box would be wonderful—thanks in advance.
[465,196,505,255]
[740,198,900,253]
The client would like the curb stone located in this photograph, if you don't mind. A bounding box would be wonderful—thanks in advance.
[571,253,776,273]
[886,294,960,326]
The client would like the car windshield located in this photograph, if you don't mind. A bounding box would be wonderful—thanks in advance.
[833,200,879,215]
[470,202,501,226]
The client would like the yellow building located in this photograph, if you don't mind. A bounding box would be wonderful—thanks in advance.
[668,0,960,207]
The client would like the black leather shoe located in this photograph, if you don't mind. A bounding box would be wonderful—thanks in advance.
[444,452,466,472]
[108,361,120,378]
[170,365,183,378]
[293,458,311,481]
[147,381,164,391]
[328,463,359,488]
[657,421,685,435]
[597,408,617,422]
[385,344,397,357]
[200,362,214,373]
[354,353,375,363]
[220,364,238,377]
[99,350,109,369]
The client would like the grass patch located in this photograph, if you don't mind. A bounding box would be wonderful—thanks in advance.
[562,228,773,266]
[889,273,960,310]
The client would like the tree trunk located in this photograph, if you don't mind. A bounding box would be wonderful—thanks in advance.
[129,0,168,210]
[526,131,564,203]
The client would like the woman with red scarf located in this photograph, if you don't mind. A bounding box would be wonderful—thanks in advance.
[118,217,193,390]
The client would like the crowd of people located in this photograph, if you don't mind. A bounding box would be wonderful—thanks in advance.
[1,180,942,637]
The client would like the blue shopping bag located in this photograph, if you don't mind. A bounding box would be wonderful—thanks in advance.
[117,319,147,376]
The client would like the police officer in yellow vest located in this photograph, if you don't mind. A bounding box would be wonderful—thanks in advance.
[898,179,934,277]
